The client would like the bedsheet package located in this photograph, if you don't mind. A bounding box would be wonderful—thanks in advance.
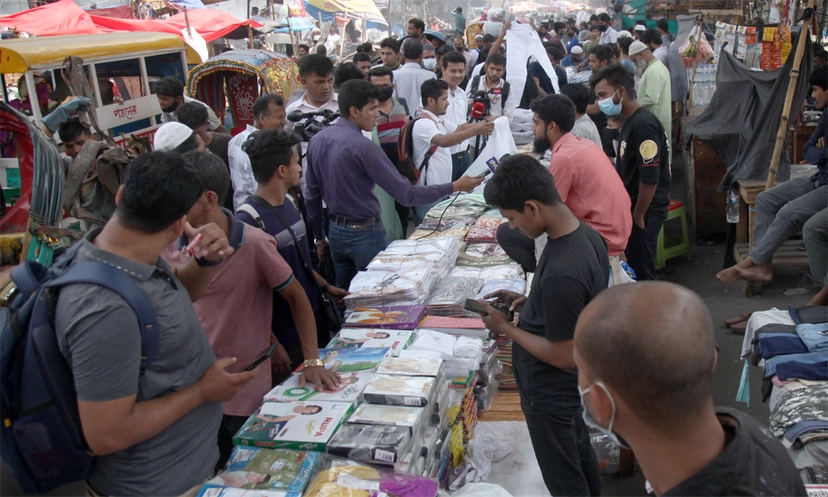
[327,328,415,356]
[199,447,319,495]
[264,372,371,404]
[326,424,413,466]
[304,455,439,497]
[361,374,437,407]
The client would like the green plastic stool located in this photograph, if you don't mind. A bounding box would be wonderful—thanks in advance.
[656,200,692,269]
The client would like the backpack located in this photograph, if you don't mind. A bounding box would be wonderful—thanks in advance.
[0,242,159,493]
[469,75,511,113]
[396,116,439,185]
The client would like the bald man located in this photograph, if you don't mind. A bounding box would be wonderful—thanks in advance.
[573,282,807,497]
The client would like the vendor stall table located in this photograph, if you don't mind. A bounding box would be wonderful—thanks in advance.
[681,117,728,236]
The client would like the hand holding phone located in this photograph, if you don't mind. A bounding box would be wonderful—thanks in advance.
[237,343,279,373]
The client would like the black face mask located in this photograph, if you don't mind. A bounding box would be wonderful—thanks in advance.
[605,128,620,141]
[161,100,180,113]
[378,86,394,102]
[599,24,608,32]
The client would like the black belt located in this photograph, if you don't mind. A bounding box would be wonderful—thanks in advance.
[328,214,382,228]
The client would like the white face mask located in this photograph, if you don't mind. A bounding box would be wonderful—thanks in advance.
[578,382,632,450]
[423,59,437,71]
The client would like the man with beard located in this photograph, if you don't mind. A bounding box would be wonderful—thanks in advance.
[469,53,515,123]
[156,76,223,131]
[629,40,672,144]
[496,94,631,273]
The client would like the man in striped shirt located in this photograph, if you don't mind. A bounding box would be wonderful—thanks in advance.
[369,66,412,233]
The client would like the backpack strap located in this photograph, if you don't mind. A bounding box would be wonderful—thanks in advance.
[414,115,440,185]
[236,204,265,230]
[47,262,159,372]
[501,81,511,111]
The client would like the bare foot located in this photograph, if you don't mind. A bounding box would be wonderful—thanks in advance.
[718,257,756,284]
[717,266,741,284]
[808,286,828,306]
[735,262,773,283]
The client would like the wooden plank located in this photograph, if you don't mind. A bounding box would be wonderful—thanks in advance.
[479,392,525,422]
[734,241,809,266]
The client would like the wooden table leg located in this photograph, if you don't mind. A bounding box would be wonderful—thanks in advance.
[748,201,756,252]
[619,447,635,477]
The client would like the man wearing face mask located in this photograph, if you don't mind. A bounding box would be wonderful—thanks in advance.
[156,76,222,131]
[597,12,618,44]
[629,40,672,144]
[591,64,671,281]
[478,154,607,497]
[574,282,807,497]
[395,39,437,118]
[422,44,438,72]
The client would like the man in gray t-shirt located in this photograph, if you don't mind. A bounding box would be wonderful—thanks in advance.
[55,151,259,496]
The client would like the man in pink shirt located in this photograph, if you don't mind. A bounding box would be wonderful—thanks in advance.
[497,94,632,275]
[162,151,342,470]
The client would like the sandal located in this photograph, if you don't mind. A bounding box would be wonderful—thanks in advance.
[724,312,752,328]
[731,321,748,335]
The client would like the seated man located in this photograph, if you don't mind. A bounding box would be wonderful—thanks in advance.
[574,282,807,496]
[497,94,631,273]
[155,76,222,131]
[718,68,828,284]
[804,208,827,305]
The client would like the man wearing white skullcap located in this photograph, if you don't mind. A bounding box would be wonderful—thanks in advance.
[561,45,584,67]
[153,122,205,153]
[629,40,672,141]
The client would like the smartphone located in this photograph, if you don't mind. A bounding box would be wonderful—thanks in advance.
[464,298,490,315]
[240,343,279,372]
[475,169,492,179]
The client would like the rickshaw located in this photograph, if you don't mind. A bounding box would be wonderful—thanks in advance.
[187,49,300,134]
[0,33,200,262]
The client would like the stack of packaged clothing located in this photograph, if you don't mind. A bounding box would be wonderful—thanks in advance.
[741,305,828,484]
[425,277,486,317]
[346,240,460,309]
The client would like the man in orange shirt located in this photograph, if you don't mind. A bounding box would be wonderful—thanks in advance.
[497,94,632,276]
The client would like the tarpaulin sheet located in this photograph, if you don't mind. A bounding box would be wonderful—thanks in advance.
[685,37,813,191]
[92,9,262,43]
[0,0,99,36]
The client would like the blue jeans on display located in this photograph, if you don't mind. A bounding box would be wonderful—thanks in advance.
[451,152,472,181]
[328,221,388,289]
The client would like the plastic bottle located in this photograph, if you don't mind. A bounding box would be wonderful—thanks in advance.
[727,189,740,223]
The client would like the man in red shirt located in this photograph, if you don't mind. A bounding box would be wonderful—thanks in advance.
[497,94,632,275]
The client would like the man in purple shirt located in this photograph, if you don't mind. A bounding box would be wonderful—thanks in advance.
[306,79,483,288]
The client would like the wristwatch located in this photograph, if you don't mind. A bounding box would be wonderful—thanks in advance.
[303,359,325,368]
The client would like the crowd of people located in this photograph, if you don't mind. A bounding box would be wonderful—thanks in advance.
[38,9,827,497]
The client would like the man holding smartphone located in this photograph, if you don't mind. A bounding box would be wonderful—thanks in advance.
[477,154,608,497]
[162,151,341,470]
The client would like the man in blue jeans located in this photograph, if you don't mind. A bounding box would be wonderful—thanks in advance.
[305,79,483,288]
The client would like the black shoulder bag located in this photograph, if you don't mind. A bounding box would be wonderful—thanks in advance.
[248,195,344,334]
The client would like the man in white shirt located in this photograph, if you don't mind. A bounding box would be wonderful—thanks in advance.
[469,53,516,124]
[597,13,618,44]
[155,76,223,131]
[441,51,473,180]
[285,54,339,196]
[394,39,437,118]
[227,95,287,210]
[412,79,493,224]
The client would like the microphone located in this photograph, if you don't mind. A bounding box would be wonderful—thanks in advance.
[471,102,486,120]
[287,110,306,123]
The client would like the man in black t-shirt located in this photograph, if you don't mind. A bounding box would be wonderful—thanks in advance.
[574,282,806,497]
[591,63,671,280]
[235,129,349,385]
[479,154,608,497]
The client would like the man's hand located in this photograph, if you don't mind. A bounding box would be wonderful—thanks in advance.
[478,299,514,337]
[299,366,342,391]
[453,175,485,192]
[184,222,234,262]
[477,121,495,135]
[326,286,349,305]
[501,21,512,35]
[634,214,646,230]
[484,289,526,311]
[197,357,260,403]
[316,240,329,259]
[271,344,292,374]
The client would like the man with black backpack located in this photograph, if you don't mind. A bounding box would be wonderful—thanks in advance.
[52,152,259,496]
[412,79,494,224]
[469,52,516,124]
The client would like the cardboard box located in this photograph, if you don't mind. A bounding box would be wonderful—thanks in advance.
[234,402,354,451]
[264,372,370,404]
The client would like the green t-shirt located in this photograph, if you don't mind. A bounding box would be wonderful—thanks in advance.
[638,58,672,141]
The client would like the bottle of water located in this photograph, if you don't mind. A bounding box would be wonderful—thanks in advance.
[727,189,740,223]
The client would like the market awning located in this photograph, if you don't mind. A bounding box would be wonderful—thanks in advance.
[91,8,262,43]
[304,0,386,26]
[0,0,99,36]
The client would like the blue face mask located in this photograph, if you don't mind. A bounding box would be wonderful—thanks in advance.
[598,88,623,116]
[579,382,632,450]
